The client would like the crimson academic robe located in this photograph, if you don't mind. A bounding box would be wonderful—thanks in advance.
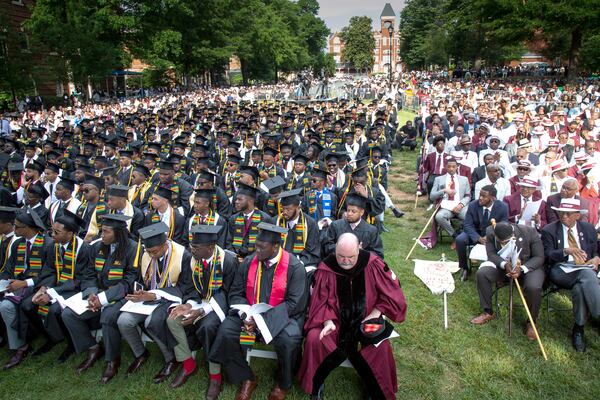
[298,250,407,399]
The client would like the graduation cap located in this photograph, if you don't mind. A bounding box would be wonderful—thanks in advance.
[278,189,302,206]
[226,154,242,165]
[57,176,76,192]
[133,163,151,177]
[0,206,19,222]
[100,213,131,229]
[8,162,23,172]
[239,166,259,181]
[263,176,287,194]
[25,159,45,173]
[75,163,94,174]
[172,141,187,150]
[190,225,222,245]
[310,168,328,180]
[293,153,309,164]
[55,209,86,233]
[159,160,177,171]
[256,222,286,244]
[325,153,340,164]
[153,186,175,202]
[84,174,105,190]
[146,142,162,153]
[346,193,367,209]
[107,184,129,198]
[196,170,217,184]
[227,141,241,150]
[119,149,134,158]
[16,207,46,231]
[237,183,259,200]
[24,141,38,150]
[263,146,279,157]
[194,188,215,201]
[26,182,49,201]
[138,222,169,248]
[101,166,117,177]
[44,162,60,174]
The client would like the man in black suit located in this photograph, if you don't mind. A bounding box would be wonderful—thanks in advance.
[471,222,545,340]
[545,178,589,224]
[454,185,508,281]
[470,153,505,192]
[541,198,600,352]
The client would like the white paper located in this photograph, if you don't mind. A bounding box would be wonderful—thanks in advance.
[413,259,459,295]
[374,330,400,347]
[63,292,90,315]
[440,199,460,211]
[149,289,182,304]
[559,263,595,274]
[231,303,273,320]
[0,280,9,292]
[519,200,542,224]
[120,300,159,315]
[469,244,488,261]
[317,218,332,230]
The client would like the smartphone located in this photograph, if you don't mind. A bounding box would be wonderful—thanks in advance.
[134,282,143,292]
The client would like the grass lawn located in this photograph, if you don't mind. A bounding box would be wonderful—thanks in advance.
[0,110,598,399]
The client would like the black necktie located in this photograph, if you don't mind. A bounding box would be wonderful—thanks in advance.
[482,208,490,228]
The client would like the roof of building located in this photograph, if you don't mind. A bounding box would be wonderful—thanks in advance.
[381,3,396,18]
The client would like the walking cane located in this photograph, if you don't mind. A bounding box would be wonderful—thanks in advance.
[508,278,514,337]
[405,203,440,261]
[514,272,549,360]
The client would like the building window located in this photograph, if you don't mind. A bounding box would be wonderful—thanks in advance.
[382,37,388,46]
[19,28,30,52]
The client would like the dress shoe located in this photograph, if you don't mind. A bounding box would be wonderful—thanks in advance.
[76,345,104,373]
[101,358,120,384]
[381,225,390,233]
[268,384,288,400]
[460,269,470,282]
[206,378,222,400]
[153,360,180,384]
[32,340,58,356]
[58,344,75,363]
[525,323,536,341]
[392,207,405,218]
[126,349,149,375]
[169,363,196,388]
[235,379,258,400]
[470,312,495,325]
[3,344,30,370]
[572,329,586,352]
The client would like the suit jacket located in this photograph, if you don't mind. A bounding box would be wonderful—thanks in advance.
[463,199,509,242]
[117,166,134,186]
[503,192,547,228]
[323,218,384,259]
[485,224,545,272]
[430,174,471,206]
[423,151,448,176]
[541,220,598,266]
[0,234,54,287]
[544,194,589,224]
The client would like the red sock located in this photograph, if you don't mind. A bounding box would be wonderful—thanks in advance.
[210,373,222,383]
[183,357,196,374]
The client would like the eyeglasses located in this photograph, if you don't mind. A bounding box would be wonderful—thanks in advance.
[516,167,529,171]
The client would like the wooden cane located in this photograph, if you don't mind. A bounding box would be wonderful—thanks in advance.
[514,277,549,361]
[414,193,419,210]
[405,204,441,261]
[508,278,514,337]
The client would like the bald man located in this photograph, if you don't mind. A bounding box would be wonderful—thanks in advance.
[298,233,407,400]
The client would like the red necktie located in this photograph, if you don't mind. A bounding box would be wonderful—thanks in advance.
[243,215,252,236]
[434,154,441,175]
[449,175,455,201]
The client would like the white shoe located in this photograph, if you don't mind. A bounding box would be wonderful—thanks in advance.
[426,204,434,211]
[416,191,422,196]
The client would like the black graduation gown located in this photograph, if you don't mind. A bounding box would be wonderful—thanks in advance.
[208,251,307,387]
[324,219,384,259]
[144,208,188,247]
[336,185,386,224]
[226,209,271,257]
[185,213,229,249]
[280,212,321,268]
[167,249,238,353]
[302,189,339,224]
[30,203,50,229]
[214,186,233,221]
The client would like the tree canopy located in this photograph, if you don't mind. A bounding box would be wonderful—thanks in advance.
[339,16,376,72]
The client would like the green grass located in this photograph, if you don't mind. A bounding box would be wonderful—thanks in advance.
[0,110,598,399]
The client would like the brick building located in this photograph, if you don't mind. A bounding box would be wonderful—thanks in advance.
[327,2,404,75]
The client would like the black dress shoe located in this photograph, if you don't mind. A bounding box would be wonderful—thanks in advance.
[153,360,180,384]
[32,340,59,357]
[572,329,586,352]
[3,344,30,369]
[127,349,150,375]
[76,344,104,373]
[392,207,405,218]
[460,269,470,282]
[101,358,120,384]
[58,344,75,363]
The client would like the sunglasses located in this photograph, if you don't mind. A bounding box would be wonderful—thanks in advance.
[327,164,337,168]
[517,167,529,171]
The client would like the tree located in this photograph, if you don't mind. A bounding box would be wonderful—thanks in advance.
[339,16,376,72]
[26,0,132,98]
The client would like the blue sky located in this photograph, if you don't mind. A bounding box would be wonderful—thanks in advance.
[317,1,406,32]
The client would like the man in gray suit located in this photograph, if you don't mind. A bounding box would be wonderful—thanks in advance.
[471,222,545,341]
[430,157,470,241]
